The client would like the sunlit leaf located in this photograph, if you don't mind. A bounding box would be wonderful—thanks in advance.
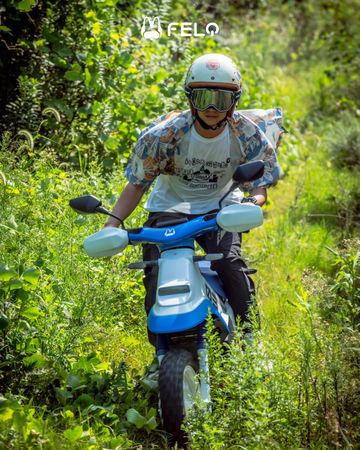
[0,265,17,281]
[64,64,84,82]
[95,361,110,371]
[23,353,47,369]
[146,416,157,431]
[64,425,83,442]
[62,410,74,420]
[15,0,37,12]
[104,136,119,150]
[8,279,23,290]
[23,268,40,285]
[0,407,15,421]
[126,408,147,428]
[5,186,20,194]
[92,22,101,35]
[22,306,44,320]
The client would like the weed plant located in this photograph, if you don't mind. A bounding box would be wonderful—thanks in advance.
[0,141,161,447]
[326,111,360,170]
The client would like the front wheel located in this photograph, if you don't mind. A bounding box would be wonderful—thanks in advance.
[159,349,200,446]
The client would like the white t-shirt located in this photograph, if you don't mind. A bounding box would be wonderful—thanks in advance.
[145,124,244,214]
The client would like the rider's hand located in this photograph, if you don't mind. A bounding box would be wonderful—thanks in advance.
[245,187,267,207]
[103,219,121,228]
[241,196,258,206]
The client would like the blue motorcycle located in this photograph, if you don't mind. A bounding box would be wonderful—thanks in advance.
[70,160,265,445]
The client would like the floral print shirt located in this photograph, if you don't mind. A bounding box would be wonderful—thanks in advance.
[125,108,284,193]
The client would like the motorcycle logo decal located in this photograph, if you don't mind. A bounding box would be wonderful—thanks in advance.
[205,284,219,307]
[164,228,175,237]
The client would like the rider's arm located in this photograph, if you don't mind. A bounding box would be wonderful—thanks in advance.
[249,187,267,206]
[104,182,146,228]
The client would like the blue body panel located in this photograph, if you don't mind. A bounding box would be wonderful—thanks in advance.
[148,299,228,334]
[128,216,218,250]
[131,214,230,337]
[198,261,227,298]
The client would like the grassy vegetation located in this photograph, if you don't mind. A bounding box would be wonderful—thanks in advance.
[184,54,359,447]
[1,0,359,448]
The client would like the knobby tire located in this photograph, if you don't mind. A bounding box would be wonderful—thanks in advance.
[159,348,199,446]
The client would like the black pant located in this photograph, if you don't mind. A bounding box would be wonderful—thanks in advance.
[142,211,255,345]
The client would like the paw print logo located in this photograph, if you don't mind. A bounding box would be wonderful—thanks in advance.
[141,17,162,40]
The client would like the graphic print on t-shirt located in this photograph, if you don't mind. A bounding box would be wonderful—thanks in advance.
[176,123,231,191]
[181,157,231,189]
[144,122,243,214]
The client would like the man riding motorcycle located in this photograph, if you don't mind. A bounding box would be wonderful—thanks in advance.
[104,53,283,344]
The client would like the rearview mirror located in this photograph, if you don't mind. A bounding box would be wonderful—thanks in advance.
[69,195,102,214]
[232,160,265,184]
[69,195,125,229]
[218,160,266,209]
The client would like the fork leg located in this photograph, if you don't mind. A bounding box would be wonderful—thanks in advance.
[197,322,211,404]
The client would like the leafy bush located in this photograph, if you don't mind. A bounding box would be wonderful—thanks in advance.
[185,240,360,449]
[1,0,225,168]
[323,240,360,331]
[327,112,360,170]
[186,325,306,448]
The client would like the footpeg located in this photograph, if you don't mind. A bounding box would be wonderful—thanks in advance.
[241,268,257,274]
[193,253,224,262]
[128,260,158,269]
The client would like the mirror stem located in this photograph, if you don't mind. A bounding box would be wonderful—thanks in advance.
[95,206,125,229]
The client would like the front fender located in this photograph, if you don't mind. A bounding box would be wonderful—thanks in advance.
[147,299,228,333]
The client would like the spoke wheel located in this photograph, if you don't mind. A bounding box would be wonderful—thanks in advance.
[159,349,199,446]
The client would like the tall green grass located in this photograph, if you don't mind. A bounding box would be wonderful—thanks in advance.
[184,62,359,447]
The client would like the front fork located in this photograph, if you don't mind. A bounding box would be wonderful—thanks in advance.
[197,321,211,404]
[155,321,211,404]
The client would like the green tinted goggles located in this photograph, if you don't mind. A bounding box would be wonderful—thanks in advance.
[188,88,240,112]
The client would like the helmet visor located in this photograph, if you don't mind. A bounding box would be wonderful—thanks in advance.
[189,88,238,112]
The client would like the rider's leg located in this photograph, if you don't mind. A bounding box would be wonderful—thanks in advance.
[196,230,256,330]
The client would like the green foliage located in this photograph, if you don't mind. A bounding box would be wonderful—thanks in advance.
[327,112,360,170]
[187,326,306,448]
[0,130,172,445]
[1,0,223,168]
[324,241,360,330]
[0,396,57,448]
[184,214,359,448]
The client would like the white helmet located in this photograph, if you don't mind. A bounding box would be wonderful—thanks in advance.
[184,53,242,92]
